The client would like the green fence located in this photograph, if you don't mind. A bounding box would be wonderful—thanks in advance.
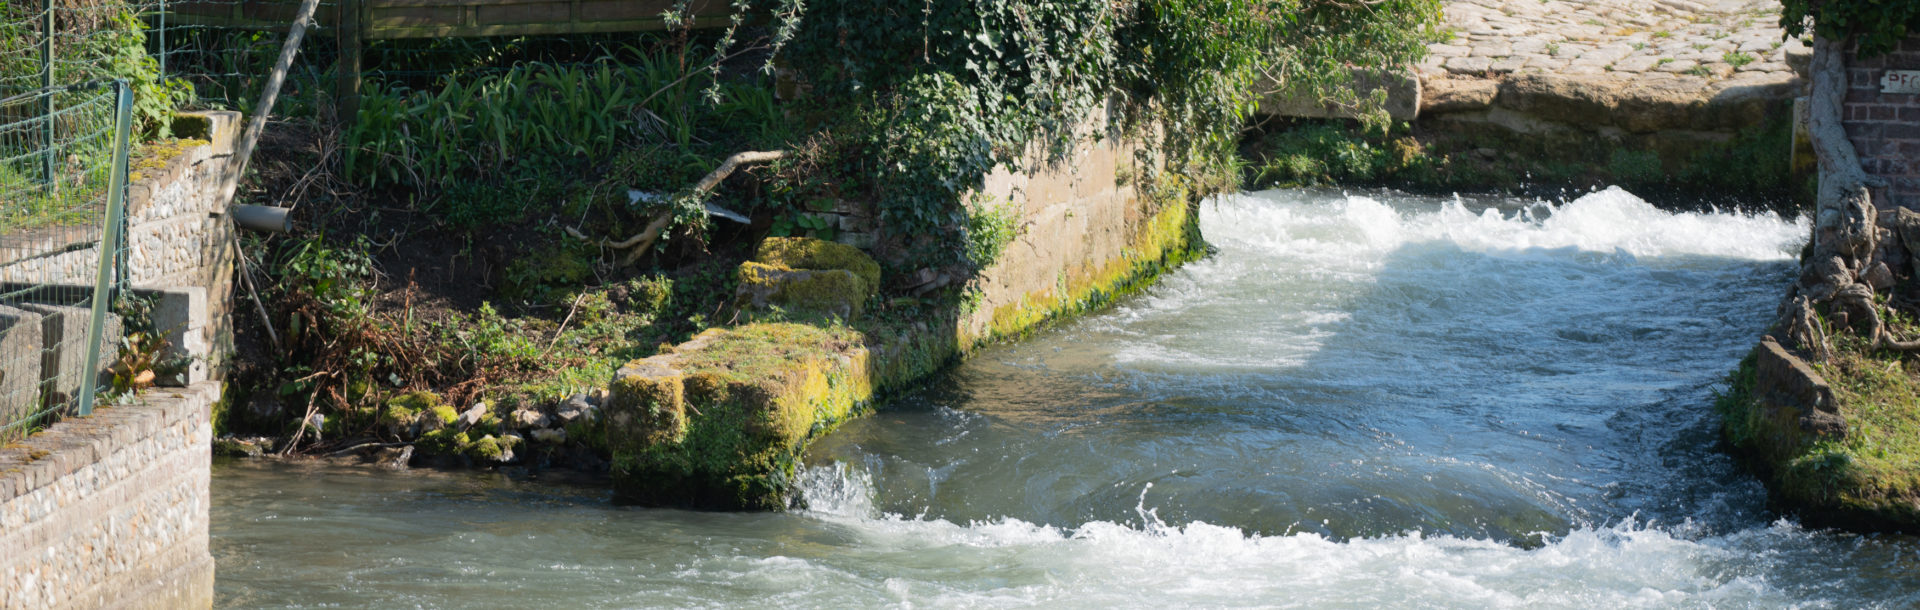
[0,81,135,444]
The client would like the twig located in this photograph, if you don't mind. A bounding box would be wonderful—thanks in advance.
[326,440,413,457]
[543,293,587,356]
[236,246,283,352]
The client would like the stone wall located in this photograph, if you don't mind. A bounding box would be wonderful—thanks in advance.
[0,111,241,608]
[1844,36,1920,211]
[962,113,1196,344]
[0,110,241,383]
[0,381,220,609]
[609,111,1202,509]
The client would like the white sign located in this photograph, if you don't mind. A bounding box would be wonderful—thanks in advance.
[1883,70,1920,94]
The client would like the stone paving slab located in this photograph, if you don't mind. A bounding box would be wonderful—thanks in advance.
[1427,0,1807,84]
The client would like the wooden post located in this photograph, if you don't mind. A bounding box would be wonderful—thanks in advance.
[335,0,362,127]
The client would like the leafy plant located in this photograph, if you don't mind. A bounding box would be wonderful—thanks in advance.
[1782,0,1920,57]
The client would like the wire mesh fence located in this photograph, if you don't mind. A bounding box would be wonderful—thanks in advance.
[0,81,134,444]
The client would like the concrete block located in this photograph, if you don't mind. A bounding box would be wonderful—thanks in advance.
[17,303,122,411]
[144,287,209,386]
[0,305,46,426]
[1257,67,1422,121]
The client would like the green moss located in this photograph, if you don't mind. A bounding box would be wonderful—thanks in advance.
[468,435,504,460]
[737,262,870,319]
[382,391,439,430]
[609,323,872,509]
[502,240,600,301]
[430,405,459,427]
[126,138,211,182]
[416,429,459,454]
[754,237,882,290]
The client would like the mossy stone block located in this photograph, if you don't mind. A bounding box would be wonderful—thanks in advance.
[607,323,873,510]
[755,236,882,290]
[737,262,869,320]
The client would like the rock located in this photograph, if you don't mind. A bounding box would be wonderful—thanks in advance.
[512,408,551,430]
[1498,73,1625,128]
[1755,337,1846,440]
[359,445,413,469]
[457,402,488,429]
[1474,147,1500,159]
[531,427,567,444]
[1421,77,1499,114]
[756,236,881,289]
[213,436,267,458]
[1863,262,1896,292]
[468,434,514,463]
[736,263,871,320]
[736,238,882,320]
[556,393,597,423]
[606,323,873,510]
[1257,68,1422,121]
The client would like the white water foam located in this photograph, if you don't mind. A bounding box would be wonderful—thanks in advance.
[1093,188,1806,372]
[787,464,1880,609]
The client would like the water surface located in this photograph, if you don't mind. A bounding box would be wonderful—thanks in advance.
[214,188,1920,607]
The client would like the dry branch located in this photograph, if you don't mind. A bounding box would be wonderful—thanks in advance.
[593,150,788,266]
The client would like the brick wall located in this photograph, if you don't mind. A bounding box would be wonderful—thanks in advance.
[1844,36,1920,210]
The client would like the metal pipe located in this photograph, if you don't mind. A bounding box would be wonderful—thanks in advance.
[231,205,293,233]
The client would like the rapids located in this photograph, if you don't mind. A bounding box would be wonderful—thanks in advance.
[212,188,1920,608]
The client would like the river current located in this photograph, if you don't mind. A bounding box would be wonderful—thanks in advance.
[212,188,1920,607]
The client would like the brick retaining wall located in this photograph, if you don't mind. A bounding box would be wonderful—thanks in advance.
[1845,37,1920,210]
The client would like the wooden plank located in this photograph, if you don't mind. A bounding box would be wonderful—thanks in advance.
[476,2,572,26]
[363,14,738,38]
[371,0,572,8]
[367,5,464,28]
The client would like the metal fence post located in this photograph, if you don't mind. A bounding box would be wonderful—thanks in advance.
[76,82,136,418]
[157,0,168,80]
[40,0,55,184]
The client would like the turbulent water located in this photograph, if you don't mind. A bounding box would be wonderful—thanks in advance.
[212,188,1920,608]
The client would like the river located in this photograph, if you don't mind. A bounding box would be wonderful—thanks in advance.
[211,187,1920,608]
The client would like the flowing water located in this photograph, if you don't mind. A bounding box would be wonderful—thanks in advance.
[212,188,1920,608]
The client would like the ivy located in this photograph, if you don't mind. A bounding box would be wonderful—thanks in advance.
[781,0,1440,277]
[1782,0,1920,57]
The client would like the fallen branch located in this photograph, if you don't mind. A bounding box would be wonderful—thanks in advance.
[599,150,787,266]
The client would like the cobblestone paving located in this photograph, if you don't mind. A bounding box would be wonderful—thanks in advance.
[1424,0,1806,84]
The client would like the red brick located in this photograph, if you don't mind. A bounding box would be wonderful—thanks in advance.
[1883,123,1920,140]
[1852,68,1880,88]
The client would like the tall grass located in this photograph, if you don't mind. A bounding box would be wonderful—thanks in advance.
[341,44,790,191]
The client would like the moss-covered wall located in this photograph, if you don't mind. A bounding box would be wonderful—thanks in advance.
[607,121,1204,510]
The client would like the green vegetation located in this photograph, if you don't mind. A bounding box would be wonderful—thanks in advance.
[223,0,1442,477]
[1243,114,1807,207]
[1781,0,1920,57]
[1719,328,1920,529]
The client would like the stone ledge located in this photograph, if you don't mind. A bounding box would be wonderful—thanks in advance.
[0,382,219,506]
